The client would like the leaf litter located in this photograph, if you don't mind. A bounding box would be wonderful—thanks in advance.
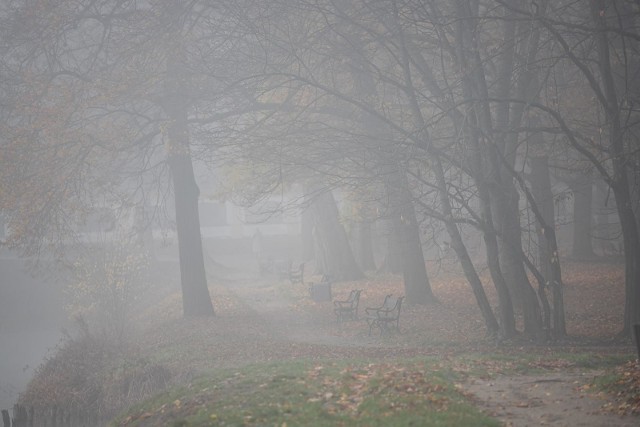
[121,259,638,426]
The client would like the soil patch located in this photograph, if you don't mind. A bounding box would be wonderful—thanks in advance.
[466,370,637,426]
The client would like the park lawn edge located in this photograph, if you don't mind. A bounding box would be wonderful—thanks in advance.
[111,357,501,427]
[111,352,634,427]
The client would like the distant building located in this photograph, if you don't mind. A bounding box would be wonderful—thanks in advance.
[198,197,301,240]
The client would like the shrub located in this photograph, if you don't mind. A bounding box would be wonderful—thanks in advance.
[20,320,173,421]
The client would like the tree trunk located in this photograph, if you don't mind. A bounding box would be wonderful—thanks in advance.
[480,195,517,338]
[492,180,543,339]
[571,178,596,259]
[165,118,215,317]
[310,187,363,281]
[530,156,555,282]
[450,13,516,335]
[616,187,640,331]
[452,0,541,339]
[164,48,214,317]
[518,155,566,337]
[591,0,640,334]
[432,157,500,336]
[351,220,376,271]
[301,204,315,262]
[495,0,548,340]
[631,153,640,251]
[377,218,402,274]
[387,171,436,305]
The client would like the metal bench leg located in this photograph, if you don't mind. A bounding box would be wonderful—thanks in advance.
[380,321,388,336]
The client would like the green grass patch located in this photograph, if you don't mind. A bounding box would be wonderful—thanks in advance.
[112,358,500,427]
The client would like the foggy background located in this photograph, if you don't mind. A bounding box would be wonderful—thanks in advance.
[0,252,67,410]
[0,1,639,423]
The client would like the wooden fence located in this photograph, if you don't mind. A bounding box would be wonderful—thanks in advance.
[1,404,106,427]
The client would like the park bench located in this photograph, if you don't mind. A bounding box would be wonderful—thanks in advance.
[289,262,304,284]
[333,289,362,323]
[365,294,404,336]
[260,258,303,283]
[259,256,288,278]
[275,259,292,280]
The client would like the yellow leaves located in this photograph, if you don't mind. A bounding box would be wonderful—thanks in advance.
[579,383,592,392]
[598,361,640,415]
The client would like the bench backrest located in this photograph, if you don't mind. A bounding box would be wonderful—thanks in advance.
[320,274,333,284]
[384,296,403,318]
[379,294,393,308]
[347,289,362,303]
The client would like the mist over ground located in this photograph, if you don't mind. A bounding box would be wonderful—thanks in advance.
[0,255,67,410]
[1,0,640,425]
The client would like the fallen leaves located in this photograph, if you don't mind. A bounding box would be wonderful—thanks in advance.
[48,258,635,426]
[304,362,451,416]
[599,360,640,415]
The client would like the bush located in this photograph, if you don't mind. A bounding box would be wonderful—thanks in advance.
[20,319,173,421]
[66,237,151,343]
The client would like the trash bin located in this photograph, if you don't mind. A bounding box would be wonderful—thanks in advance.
[310,282,332,302]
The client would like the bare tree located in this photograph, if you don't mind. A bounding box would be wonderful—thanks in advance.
[0,0,277,317]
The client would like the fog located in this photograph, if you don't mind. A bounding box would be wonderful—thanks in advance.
[0,255,68,410]
[1,0,639,424]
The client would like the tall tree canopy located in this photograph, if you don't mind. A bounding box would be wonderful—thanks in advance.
[1,0,638,339]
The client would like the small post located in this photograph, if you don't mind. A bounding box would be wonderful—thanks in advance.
[12,405,28,427]
[633,324,640,360]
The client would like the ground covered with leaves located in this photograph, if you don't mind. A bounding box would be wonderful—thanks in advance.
[20,258,640,426]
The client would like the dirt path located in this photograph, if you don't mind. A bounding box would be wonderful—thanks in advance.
[466,370,637,426]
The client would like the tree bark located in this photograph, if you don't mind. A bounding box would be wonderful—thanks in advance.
[386,171,436,305]
[310,187,363,281]
[351,220,376,271]
[432,157,500,336]
[530,156,555,282]
[591,0,640,333]
[451,0,541,339]
[301,204,315,262]
[165,116,215,317]
[571,178,596,259]
[164,47,214,317]
[377,218,402,274]
[514,154,566,337]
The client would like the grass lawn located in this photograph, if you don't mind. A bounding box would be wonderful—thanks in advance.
[19,259,640,426]
[115,358,503,427]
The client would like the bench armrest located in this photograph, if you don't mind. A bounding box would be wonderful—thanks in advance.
[334,300,352,308]
[365,306,383,316]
